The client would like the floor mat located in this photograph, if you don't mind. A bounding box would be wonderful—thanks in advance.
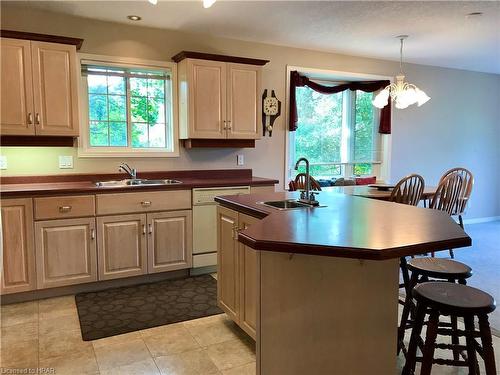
[75,274,223,341]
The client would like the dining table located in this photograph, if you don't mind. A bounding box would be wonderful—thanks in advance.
[328,184,437,202]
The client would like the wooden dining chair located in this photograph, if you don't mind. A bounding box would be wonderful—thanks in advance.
[430,172,464,258]
[390,174,425,307]
[390,174,425,206]
[290,173,322,191]
[439,167,474,228]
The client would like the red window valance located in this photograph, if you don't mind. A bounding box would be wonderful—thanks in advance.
[289,70,391,134]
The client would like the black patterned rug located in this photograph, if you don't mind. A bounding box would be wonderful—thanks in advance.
[75,274,223,341]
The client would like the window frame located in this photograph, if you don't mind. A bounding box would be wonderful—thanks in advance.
[78,54,179,158]
[285,66,392,189]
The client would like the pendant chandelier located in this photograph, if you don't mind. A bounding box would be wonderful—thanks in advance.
[373,36,430,109]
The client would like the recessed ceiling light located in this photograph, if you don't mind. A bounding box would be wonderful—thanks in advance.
[203,0,216,8]
[148,0,158,4]
[466,12,483,17]
[127,15,142,21]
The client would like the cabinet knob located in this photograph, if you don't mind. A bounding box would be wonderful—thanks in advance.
[59,205,72,213]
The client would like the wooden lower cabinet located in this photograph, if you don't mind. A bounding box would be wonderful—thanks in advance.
[147,210,193,273]
[97,214,147,280]
[1,198,36,295]
[35,217,97,289]
[217,206,258,339]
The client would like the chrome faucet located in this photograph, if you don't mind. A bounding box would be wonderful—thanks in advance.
[294,157,319,206]
[119,163,137,180]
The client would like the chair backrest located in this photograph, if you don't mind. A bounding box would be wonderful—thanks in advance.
[293,173,322,191]
[439,167,474,215]
[389,174,425,206]
[430,173,464,215]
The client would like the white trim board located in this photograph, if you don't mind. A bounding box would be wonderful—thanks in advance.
[462,216,500,225]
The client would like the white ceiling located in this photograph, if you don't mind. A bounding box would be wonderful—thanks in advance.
[6,1,500,74]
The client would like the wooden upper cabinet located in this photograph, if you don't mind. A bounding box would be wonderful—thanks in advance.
[186,59,226,139]
[177,53,265,141]
[31,42,79,136]
[1,198,36,295]
[35,217,97,289]
[227,64,261,140]
[0,39,35,135]
[0,37,79,137]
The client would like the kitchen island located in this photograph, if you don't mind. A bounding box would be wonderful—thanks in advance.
[215,191,471,375]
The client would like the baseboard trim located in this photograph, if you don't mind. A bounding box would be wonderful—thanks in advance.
[462,216,500,225]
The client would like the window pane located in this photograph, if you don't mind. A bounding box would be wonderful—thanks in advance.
[353,163,373,176]
[131,96,148,122]
[131,123,148,148]
[109,122,127,146]
[88,94,108,121]
[130,77,148,96]
[108,95,126,122]
[108,76,125,95]
[89,121,109,146]
[296,164,341,177]
[87,75,107,94]
[295,86,343,178]
[148,123,166,148]
[147,97,165,124]
[148,79,165,98]
[354,91,374,162]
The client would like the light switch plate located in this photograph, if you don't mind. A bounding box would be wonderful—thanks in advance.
[237,154,244,166]
[0,155,7,170]
[59,155,73,169]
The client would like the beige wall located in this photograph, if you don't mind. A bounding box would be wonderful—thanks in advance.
[1,5,499,219]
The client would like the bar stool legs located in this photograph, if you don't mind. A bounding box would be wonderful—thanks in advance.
[478,314,497,375]
[420,311,439,375]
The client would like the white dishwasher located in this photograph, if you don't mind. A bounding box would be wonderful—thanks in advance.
[192,186,251,270]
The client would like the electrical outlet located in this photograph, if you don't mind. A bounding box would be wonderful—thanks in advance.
[0,155,7,170]
[59,155,74,169]
[237,154,244,166]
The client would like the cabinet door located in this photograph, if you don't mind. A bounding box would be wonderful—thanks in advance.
[187,59,226,139]
[147,210,193,273]
[97,214,147,280]
[217,206,240,321]
[1,199,36,295]
[226,64,261,139]
[0,38,35,135]
[35,218,97,289]
[238,213,259,339]
[31,41,79,136]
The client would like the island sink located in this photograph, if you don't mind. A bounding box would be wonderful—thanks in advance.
[259,199,315,210]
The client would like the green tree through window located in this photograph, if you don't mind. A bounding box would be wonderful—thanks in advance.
[86,66,169,149]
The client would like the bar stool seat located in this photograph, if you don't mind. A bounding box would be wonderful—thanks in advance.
[402,282,497,375]
[407,258,473,281]
[414,282,496,316]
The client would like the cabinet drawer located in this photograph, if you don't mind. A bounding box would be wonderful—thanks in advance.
[34,195,95,220]
[96,190,191,215]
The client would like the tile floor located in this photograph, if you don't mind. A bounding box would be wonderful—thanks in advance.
[1,295,499,374]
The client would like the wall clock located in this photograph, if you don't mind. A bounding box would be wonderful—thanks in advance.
[262,89,281,136]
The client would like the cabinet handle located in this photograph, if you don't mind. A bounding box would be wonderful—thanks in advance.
[142,224,146,235]
[148,223,153,234]
[35,113,40,125]
[141,201,152,207]
[27,113,33,125]
[227,120,232,130]
[232,225,239,240]
[90,228,95,240]
[223,120,227,130]
[59,205,72,213]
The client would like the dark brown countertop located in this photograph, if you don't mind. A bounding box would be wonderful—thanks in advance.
[0,169,278,198]
[215,191,472,260]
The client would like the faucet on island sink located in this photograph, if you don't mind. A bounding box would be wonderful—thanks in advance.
[294,157,319,206]
[119,162,137,180]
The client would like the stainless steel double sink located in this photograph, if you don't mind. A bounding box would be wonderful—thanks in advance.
[95,179,182,187]
[258,199,321,210]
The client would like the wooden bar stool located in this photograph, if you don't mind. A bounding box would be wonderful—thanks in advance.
[402,282,496,375]
[398,258,473,357]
